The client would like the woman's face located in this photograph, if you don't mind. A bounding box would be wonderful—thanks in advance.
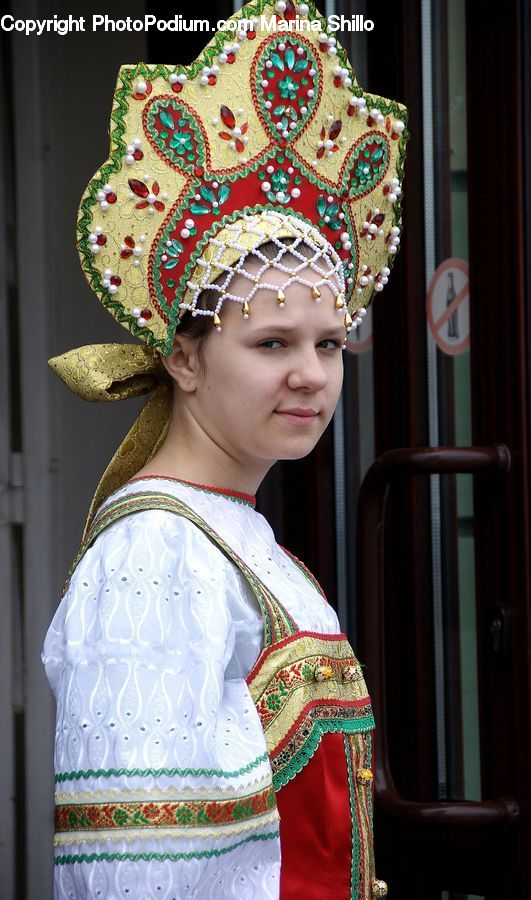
[178,256,345,474]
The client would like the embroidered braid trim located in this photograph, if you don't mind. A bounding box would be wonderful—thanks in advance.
[55,751,269,783]
[272,706,374,791]
[55,784,276,835]
[344,733,375,899]
[54,830,280,866]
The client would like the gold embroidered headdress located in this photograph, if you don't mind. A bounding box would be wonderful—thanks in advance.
[49,0,408,533]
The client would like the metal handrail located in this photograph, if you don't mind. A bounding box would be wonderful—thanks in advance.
[357,443,519,826]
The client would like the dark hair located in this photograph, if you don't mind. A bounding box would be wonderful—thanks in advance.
[173,238,322,370]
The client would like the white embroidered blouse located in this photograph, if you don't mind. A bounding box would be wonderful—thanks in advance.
[42,476,342,899]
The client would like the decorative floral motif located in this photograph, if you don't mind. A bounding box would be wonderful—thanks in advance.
[316,118,342,159]
[317,194,344,231]
[55,785,276,833]
[256,36,318,142]
[190,182,231,216]
[218,105,249,153]
[128,178,166,214]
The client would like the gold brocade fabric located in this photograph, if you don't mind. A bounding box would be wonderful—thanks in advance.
[48,344,172,538]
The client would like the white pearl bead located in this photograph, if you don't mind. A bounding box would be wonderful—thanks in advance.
[368,223,377,234]
[125,154,134,165]
[178,74,187,84]
[389,245,397,254]
[375,282,384,292]
[382,267,390,276]
[169,74,178,83]
[307,89,314,98]
[328,47,337,55]
[219,53,227,63]
[90,244,99,254]
[136,81,147,94]
[133,246,142,257]
[100,200,108,211]
[287,166,294,174]
[184,218,194,229]
[88,234,97,243]
[211,65,219,74]
[108,284,118,294]
[200,76,208,85]
[147,193,156,203]
[262,80,269,88]
[137,317,146,326]
[261,182,271,192]
[360,276,368,286]
[278,42,285,51]
[97,190,105,201]
[265,101,272,109]
[344,241,352,250]
[267,165,274,173]
[133,260,140,267]
[391,226,400,235]
[291,188,301,199]
[389,193,397,203]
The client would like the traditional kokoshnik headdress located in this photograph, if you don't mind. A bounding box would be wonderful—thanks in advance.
[49,0,408,534]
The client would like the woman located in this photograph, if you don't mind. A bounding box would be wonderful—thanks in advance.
[43,3,407,896]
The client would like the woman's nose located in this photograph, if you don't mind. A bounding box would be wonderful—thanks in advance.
[286,347,328,391]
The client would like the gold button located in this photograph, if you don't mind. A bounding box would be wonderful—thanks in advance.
[343,664,363,682]
[314,664,333,682]
[372,879,388,897]
[357,768,373,784]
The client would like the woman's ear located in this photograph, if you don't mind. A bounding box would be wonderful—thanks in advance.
[160,337,202,393]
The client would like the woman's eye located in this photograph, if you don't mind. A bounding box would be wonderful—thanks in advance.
[319,339,342,350]
[258,340,283,349]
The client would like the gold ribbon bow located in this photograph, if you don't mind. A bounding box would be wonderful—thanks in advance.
[48,343,172,538]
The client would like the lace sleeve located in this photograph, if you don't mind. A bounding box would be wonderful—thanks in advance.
[43,509,281,899]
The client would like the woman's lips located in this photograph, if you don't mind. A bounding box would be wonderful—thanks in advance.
[275,409,319,424]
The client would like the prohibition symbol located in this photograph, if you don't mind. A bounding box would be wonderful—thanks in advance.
[426,258,469,356]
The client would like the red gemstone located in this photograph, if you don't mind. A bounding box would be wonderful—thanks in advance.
[140,308,152,320]
[194,166,204,177]
[220,105,236,129]
[284,0,296,21]
[279,138,287,147]
[367,116,375,126]
[96,234,107,245]
[247,30,256,39]
[383,185,390,195]
[133,149,143,160]
[341,189,349,198]
[391,133,399,140]
[110,275,121,286]
[208,74,217,85]
[347,107,355,117]
[334,76,342,87]
[106,192,117,204]
[372,213,385,227]
[226,53,235,63]
[172,82,183,93]
[329,120,342,140]
[235,139,245,152]
[124,235,135,247]
[120,249,132,259]
[386,117,391,132]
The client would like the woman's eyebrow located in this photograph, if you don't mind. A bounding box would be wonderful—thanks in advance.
[248,322,346,337]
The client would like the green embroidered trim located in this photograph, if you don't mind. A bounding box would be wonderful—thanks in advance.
[128,475,256,508]
[345,734,360,900]
[55,752,269,784]
[54,829,280,865]
[273,714,374,792]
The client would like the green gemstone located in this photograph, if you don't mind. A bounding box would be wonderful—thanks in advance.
[178,119,186,127]
[267,92,275,100]
[258,171,266,180]
[267,69,275,79]
[167,279,175,288]
[160,130,168,140]
[301,77,308,86]
[187,153,195,162]
[294,176,302,184]
[335,241,341,250]
[276,154,285,163]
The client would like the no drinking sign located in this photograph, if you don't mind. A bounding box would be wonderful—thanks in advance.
[426,258,470,356]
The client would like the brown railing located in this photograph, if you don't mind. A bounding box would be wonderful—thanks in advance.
[357,443,519,826]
